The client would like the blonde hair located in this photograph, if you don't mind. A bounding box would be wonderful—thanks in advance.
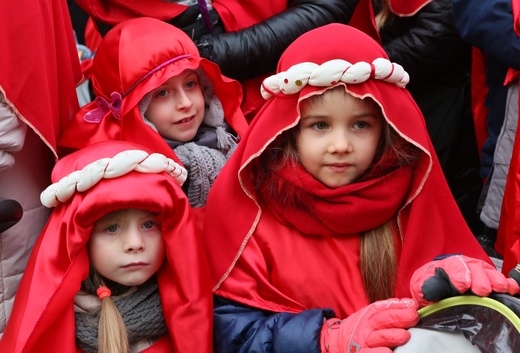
[361,221,397,302]
[375,0,393,30]
[92,272,129,353]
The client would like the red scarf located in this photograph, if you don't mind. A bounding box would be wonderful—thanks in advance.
[266,162,412,236]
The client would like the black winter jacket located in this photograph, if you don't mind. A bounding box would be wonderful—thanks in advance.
[374,0,483,235]
[95,1,359,81]
[374,0,470,91]
[198,0,360,81]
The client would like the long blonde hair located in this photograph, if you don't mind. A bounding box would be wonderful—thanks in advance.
[360,221,398,302]
[92,272,129,353]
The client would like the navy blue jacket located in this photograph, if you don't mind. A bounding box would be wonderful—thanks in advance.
[213,295,335,353]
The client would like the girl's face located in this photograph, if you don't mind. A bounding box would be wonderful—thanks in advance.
[145,70,205,142]
[297,88,383,188]
[89,209,165,287]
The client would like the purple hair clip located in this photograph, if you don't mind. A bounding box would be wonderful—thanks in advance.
[83,92,123,123]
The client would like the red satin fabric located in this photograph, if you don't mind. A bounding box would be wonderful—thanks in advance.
[514,0,520,36]
[0,140,213,353]
[388,0,433,16]
[75,0,187,26]
[75,0,286,31]
[201,24,491,317]
[0,0,81,158]
[59,17,247,161]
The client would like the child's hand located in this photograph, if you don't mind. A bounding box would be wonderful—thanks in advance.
[320,298,419,353]
[0,100,27,173]
[410,255,520,307]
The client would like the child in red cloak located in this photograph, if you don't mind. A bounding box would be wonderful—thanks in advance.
[200,24,518,353]
[59,17,247,210]
[0,140,213,353]
[73,0,359,121]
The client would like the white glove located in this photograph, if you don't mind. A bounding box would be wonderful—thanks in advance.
[0,97,27,173]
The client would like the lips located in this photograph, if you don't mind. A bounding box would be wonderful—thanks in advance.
[327,163,351,167]
[174,116,194,124]
[326,163,352,172]
[121,262,148,269]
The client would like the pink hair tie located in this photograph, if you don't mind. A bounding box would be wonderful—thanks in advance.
[96,286,112,300]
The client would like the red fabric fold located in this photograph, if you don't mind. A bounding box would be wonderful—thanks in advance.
[0,0,81,158]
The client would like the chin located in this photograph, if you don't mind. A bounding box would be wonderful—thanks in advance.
[120,276,152,287]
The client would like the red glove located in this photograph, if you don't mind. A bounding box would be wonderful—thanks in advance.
[320,298,419,353]
[410,255,520,307]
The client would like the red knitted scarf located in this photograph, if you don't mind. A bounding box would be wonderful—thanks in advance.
[263,162,413,236]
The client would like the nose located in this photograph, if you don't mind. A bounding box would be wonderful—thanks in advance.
[124,229,145,253]
[327,129,351,154]
[176,89,193,110]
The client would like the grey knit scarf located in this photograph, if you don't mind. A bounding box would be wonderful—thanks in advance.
[75,277,167,353]
[168,125,237,208]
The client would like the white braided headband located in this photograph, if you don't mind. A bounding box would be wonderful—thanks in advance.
[260,58,409,99]
[40,150,188,208]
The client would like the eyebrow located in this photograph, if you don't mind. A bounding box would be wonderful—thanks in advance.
[301,111,379,120]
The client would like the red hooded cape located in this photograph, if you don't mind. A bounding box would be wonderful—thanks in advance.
[496,0,520,274]
[0,0,81,158]
[0,140,213,353]
[201,24,491,318]
[59,17,247,161]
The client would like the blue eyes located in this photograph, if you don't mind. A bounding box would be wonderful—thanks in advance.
[103,220,157,233]
[185,80,197,89]
[354,121,369,129]
[314,122,328,130]
[310,121,370,130]
[143,221,155,229]
[106,224,119,233]
[154,79,198,98]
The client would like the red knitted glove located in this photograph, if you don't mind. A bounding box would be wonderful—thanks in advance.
[320,298,419,353]
[410,255,520,307]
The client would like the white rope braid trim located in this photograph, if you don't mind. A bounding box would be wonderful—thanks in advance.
[40,150,188,208]
[260,58,409,100]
